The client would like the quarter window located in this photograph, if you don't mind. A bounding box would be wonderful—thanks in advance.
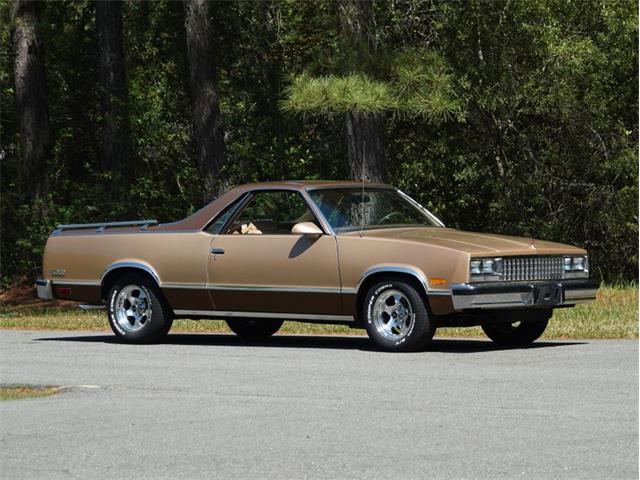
[205,196,246,234]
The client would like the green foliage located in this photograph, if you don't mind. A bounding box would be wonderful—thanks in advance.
[0,0,637,285]
[281,48,464,121]
[390,48,465,121]
[282,72,394,116]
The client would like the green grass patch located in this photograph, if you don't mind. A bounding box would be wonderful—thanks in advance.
[0,285,637,339]
[0,385,60,401]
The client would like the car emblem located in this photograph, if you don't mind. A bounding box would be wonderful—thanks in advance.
[52,268,66,277]
[529,239,536,249]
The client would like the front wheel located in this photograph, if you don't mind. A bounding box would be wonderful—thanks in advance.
[363,280,434,352]
[107,274,173,343]
[481,319,549,345]
[226,318,284,340]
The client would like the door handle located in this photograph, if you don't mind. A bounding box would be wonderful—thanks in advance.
[210,248,225,255]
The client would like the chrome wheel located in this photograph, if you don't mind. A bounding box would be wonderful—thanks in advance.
[114,284,152,333]
[372,289,414,341]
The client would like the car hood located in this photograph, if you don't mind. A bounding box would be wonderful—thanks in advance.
[346,227,586,256]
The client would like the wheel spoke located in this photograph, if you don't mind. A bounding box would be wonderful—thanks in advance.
[114,284,153,334]
[383,305,396,316]
[372,289,414,341]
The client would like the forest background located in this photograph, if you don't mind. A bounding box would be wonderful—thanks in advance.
[0,0,637,287]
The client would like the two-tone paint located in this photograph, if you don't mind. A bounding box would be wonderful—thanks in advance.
[37,181,598,323]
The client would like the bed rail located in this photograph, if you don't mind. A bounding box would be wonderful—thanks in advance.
[52,219,158,234]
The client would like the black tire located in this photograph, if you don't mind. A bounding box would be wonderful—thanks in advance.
[481,319,549,345]
[107,273,173,343]
[226,318,283,340]
[363,280,434,352]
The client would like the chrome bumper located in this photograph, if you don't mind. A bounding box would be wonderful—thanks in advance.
[451,279,600,311]
[35,279,53,300]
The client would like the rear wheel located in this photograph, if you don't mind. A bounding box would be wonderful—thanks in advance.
[363,280,434,352]
[481,319,549,345]
[226,318,283,340]
[107,274,173,343]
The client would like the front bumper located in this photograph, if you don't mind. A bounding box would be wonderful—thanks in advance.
[35,279,53,300]
[451,279,600,311]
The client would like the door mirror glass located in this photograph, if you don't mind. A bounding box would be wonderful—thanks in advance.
[291,222,323,237]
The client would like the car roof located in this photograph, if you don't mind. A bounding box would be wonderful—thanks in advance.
[232,180,392,190]
[156,180,393,231]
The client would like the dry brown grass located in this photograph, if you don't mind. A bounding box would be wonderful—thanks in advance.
[0,385,60,401]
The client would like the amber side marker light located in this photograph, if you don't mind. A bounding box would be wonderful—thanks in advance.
[429,278,448,286]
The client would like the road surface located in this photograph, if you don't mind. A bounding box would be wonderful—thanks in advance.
[1,330,637,479]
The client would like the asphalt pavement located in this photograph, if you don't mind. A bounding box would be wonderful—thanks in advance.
[0,330,638,479]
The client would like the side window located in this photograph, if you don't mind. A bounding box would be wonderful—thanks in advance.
[225,191,319,235]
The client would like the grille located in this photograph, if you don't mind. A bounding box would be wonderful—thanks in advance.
[502,256,564,282]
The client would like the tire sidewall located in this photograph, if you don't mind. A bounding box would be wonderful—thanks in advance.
[226,318,283,339]
[481,318,549,345]
[107,276,169,343]
[364,281,430,351]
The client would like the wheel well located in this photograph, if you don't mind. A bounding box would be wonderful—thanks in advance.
[355,272,432,323]
[101,267,160,300]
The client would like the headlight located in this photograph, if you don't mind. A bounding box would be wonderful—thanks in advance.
[469,257,502,281]
[564,255,589,278]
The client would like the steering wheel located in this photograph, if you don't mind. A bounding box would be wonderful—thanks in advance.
[377,211,404,225]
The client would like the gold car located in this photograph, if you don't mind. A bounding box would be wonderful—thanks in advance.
[36,181,599,351]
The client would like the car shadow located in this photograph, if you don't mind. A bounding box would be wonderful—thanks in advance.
[35,333,587,353]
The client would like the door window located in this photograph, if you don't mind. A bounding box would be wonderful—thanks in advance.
[225,191,319,235]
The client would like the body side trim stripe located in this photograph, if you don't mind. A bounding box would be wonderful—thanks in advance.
[173,310,353,321]
[63,279,451,297]
[162,283,206,290]
[52,280,101,286]
[427,290,453,296]
[162,284,341,294]
[342,285,451,296]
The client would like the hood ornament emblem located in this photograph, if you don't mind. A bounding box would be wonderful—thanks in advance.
[529,239,536,249]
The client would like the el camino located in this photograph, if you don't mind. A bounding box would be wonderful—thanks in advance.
[36,181,599,351]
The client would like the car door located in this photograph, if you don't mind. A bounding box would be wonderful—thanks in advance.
[206,189,343,316]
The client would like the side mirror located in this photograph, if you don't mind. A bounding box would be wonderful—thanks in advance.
[291,222,323,237]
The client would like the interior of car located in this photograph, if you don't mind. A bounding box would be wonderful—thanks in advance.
[224,190,321,235]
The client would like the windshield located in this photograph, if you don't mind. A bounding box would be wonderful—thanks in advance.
[307,188,440,232]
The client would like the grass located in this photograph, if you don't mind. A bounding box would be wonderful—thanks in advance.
[0,285,637,339]
[0,385,60,401]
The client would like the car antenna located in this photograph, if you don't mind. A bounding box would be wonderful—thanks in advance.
[360,140,365,238]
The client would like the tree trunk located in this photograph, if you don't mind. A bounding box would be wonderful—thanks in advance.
[337,0,388,183]
[184,0,226,202]
[345,110,387,182]
[95,0,130,174]
[11,0,50,200]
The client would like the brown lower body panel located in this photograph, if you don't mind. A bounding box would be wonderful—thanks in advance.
[428,295,455,316]
[161,288,213,310]
[162,288,454,317]
[52,283,102,303]
[211,290,343,315]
